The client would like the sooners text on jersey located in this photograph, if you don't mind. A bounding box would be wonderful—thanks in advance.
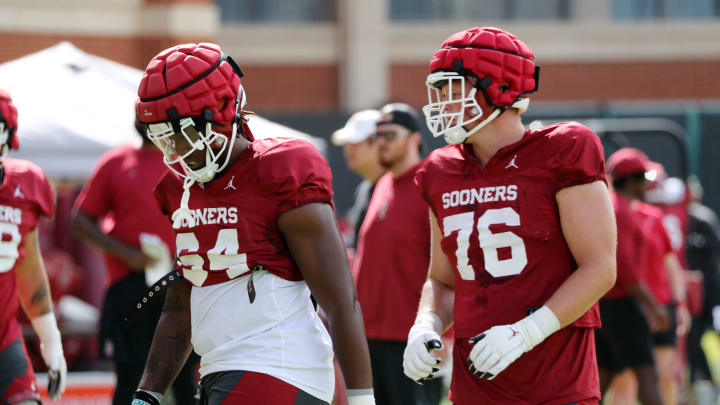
[154,138,333,287]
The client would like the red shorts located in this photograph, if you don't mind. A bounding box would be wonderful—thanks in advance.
[449,326,600,405]
[0,337,41,404]
[199,370,328,405]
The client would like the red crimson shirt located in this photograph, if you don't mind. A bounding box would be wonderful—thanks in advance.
[415,122,605,404]
[635,202,673,305]
[0,158,54,351]
[74,145,175,286]
[154,138,333,287]
[605,192,645,299]
[353,164,430,341]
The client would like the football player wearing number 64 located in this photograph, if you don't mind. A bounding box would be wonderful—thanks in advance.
[131,43,375,405]
[402,27,617,404]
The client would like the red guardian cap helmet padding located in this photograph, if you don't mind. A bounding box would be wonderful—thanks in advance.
[0,89,20,158]
[136,43,248,229]
[136,43,248,185]
[423,27,540,144]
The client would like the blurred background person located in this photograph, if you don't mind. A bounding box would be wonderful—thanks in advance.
[353,102,441,405]
[0,89,66,402]
[609,159,690,405]
[686,176,720,397]
[596,148,669,405]
[70,118,198,405]
[332,109,384,250]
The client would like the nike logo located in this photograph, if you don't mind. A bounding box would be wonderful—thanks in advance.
[13,186,24,199]
[224,176,236,190]
[505,155,519,169]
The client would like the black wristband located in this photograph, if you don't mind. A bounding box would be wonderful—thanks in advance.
[131,390,160,405]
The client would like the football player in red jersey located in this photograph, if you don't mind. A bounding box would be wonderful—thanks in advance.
[0,89,66,403]
[401,27,617,404]
[131,44,374,405]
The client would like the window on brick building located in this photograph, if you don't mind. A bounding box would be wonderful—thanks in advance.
[390,0,570,20]
[613,0,718,19]
[216,0,335,22]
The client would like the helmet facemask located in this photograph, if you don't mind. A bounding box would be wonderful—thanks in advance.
[424,71,530,145]
[0,121,10,159]
[145,84,246,184]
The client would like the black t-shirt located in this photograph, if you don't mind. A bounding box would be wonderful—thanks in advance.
[687,202,720,309]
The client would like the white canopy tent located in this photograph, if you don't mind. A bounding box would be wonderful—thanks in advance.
[0,42,325,180]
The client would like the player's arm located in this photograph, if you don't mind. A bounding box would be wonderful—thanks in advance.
[548,180,617,325]
[664,252,691,334]
[16,228,67,399]
[71,207,152,270]
[467,180,617,380]
[278,202,374,400]
[403,209,454,383]
[135,279,193,403]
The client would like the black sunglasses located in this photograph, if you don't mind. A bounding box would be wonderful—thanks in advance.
[373,130,408,142]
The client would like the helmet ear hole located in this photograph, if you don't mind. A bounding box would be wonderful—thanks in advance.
[498,82,511,93]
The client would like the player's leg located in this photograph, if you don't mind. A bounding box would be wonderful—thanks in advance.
[653,346,677,405]
[368,339,421,405]
[113,362,144,405]
[607,370,638,405]
[200,370,329,405]
[0,338,42,405]
[652,302,679,405]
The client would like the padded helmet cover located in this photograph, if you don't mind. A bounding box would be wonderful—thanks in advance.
[136,43,242,125]
[429,27,538,108]
[0,89,19,150]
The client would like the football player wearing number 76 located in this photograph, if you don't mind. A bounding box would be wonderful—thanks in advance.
[403,27,617,404]
[132,43,375,405]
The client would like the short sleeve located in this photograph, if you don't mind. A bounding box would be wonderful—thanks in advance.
[614,201,642,289]
[74,153,113,218]
[413,160,437,217]
[548,123,606,191]
[260,140,333,213]
[31,166,55,218]
[153,178,171,217]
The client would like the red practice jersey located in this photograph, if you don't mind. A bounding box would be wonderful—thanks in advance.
[74,146,175,286]
[354,164,430,341]
[154,138,333,287]
[635,202,673,305]
[605,193,645,299]
[415,122,604,404]
[0,158,54,351]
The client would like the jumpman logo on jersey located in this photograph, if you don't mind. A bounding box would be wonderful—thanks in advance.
[505,155,519,169]
[13,186,24,199]
[509,327,519,339]
[224,176,236,190]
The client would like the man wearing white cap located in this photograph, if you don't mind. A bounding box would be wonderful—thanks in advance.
[332,110,385,248]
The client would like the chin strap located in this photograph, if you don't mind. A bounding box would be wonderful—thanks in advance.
[171,177,196,229]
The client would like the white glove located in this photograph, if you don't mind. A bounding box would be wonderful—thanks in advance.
[403,312,444,384]
[468,306,560,380]
[347,389,375,405]
[31,312,67,400]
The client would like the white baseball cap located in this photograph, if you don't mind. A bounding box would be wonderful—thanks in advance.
[331,109,381,146]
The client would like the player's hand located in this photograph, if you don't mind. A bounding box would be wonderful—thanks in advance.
[676,304,691,336]
[403,312,444,384]
[31,313,67,399]
[646,304,671,332]
[120,246,154,271]
[468,306,560,380]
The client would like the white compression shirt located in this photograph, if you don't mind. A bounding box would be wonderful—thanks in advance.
[190,270,335,402]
